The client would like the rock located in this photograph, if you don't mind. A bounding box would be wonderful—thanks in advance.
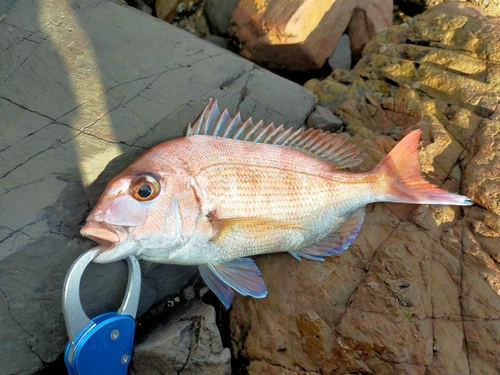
[348,0,393,58]
[306,105,344,132]
[128,0,153,15]
[231,0,357,71]
[230,3,500,374]
[355,2,500,118]
[137,0,153,16]
[303,78,351,111]
[156,0,202,23]
[199,286,210,298]
[0,0,314,373]
[327,34,352,71]
[204,0,240,36]
[133,301,231,375]
[205,34,228,49]
[172,1,211,38]
[138,264,200,316]
[155,0,180,22]
[182,285,196,300]
[398,0,498,17]
[462,119,500,216]
[231,0,392,71]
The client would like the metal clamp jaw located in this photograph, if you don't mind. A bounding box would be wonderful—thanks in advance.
[63,248,141,375]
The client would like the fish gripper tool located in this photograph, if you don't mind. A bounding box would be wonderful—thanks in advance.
[62,248,141,375]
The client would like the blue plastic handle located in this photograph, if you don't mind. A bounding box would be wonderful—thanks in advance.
[62,249,141,375]
[64,312,135,375]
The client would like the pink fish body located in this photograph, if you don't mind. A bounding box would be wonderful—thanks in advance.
[82,100,472,307]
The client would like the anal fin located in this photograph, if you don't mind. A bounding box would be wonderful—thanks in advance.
[290,207,365,261]
[198,258,267,308]
[198,264,234,308]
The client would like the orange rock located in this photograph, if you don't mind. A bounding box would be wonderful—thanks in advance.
[348,0,392,58]
[156,0,202,23]
[230,4,500,373]
[462,119,500,216]
[231,0,358,71]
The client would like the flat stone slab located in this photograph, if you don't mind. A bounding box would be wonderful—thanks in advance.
[0,0,315,373]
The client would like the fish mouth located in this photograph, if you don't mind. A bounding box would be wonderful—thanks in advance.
[81,222,127,250]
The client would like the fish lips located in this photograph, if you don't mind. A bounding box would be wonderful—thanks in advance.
[81,222,133,263]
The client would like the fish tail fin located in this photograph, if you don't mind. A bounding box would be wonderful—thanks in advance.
[375,129,473,206]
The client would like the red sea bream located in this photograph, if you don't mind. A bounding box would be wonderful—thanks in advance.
[81,100,473,307]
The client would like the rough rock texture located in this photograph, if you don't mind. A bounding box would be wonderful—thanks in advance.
[306,105,344,132]
[231,0,392,71]
[0,0,314,373]
[205,0,240,36]
[132,301,231,375]
[231,3,500,374]
[461,118,500,216]
[327,34,352,71]
[156,0,203,23]
[171,0,211,39]
[398,0,499,17]
[348,0,393,58]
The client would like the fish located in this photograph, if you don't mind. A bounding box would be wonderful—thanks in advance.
[81,99,473,308]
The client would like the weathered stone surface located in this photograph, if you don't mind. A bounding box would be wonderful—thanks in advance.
[0,0,314,373]
[357,2,500,117]
[461,119,500,216]
[306,105,343,132]
[156,0,202,23]
[133,301,231,375]
[231,0,392,71]
[231,0,357,71]
[205,34,228,49]
[231,3,500,374]
[171,1,210,39]
[204,0,239,36]
[398,0,498,17]
[327,34,351,71]
[348,0,392,57]
[303,77,352,112]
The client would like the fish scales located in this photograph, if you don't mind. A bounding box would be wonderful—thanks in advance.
[81,99,473,308]
[109,134,382,259]
[176,136,374,217]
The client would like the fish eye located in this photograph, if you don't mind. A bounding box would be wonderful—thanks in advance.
[130,175,161,201]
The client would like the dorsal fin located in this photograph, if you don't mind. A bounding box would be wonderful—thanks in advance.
[187,99,363,169]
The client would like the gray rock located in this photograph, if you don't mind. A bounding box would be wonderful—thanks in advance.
[205,34,228,49]
[136,0,153,15]
[133,301,231,375]
[199,286,210,298]
[328,34,352,71]
[306,105,344,132]
[182,285,196,300]
[0,0,314,373]
[204,0,239,36]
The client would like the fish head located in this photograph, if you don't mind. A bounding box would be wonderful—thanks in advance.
[81,169,182,263]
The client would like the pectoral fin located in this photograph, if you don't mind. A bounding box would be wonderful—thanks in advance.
[290,207,365,261]
[198,258,267,308]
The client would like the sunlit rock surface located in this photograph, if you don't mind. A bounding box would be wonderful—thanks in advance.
[0,0,314,373]
[398,0,500,17]
[231,3,500,374]
[231,0,392,71]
